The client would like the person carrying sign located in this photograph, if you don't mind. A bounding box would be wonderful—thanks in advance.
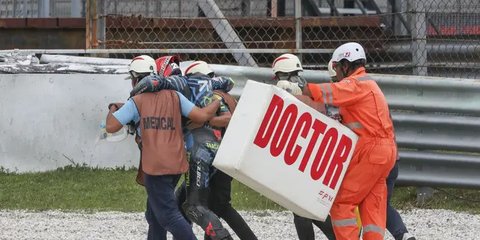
[272,53,336,240]
[327,59,416,240]
[302,42,396,240]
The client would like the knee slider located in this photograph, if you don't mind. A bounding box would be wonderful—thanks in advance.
[212,228,233,240]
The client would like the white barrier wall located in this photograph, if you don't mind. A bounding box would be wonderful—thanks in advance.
[0,74,139,173]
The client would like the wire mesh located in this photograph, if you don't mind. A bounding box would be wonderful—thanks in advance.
[88,0,480,79]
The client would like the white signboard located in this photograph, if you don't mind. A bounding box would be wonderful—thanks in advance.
[213,80,358,221]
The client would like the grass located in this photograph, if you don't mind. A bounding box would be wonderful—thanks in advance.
[391,186,480,214]
[0,166,146,212]
[1,167,479,214]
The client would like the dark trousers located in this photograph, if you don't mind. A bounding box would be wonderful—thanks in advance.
[176,170,257,240]
[386,162,409,240]
[205,170,258,240]
[182,129,232,240]
[144,174,196,240]
[293,214,336,240]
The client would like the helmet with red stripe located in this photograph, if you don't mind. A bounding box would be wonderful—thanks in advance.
[185,61,214,77]
[155,55,182,77]
[128,55,156,75]
[272,53,303,74]
[126,55,156,86]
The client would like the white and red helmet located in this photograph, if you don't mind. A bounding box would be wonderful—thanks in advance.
[272,53,303,74]
[331,42,366,63]
[185,61,214,76]
[127,55,156,79]
[155,55,182,77]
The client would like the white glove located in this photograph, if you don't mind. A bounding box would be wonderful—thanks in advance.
[276,80,302,95]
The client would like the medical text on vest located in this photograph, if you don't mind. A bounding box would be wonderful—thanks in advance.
[143,117,176,130]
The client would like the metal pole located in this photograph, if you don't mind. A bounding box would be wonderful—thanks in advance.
[354,0,367,15]
[271,0,278,17]
[295,0,302,53]
[409,0,427,76]
[0,48,336,55]
[391,0,411,36]
[198,0,258,67]
[97,0,106,49]
[85,0,98,50]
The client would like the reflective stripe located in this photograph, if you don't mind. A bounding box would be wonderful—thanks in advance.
[363,224,385,236]
[357,75,372,81]
[319,84,329,104]
[345,121,363,130]
[325,84,333,104]
[332,218,358,227]
[320,84,333,104]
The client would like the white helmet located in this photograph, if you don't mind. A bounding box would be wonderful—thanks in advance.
[272,53,303,74]
[331,42,366,63]
[128,55,156,76]
[327,59,336,77]
[185,61,213,76]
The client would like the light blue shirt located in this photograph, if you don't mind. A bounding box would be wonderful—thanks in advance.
[113,91,194,135]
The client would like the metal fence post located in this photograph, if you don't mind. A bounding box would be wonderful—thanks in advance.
[85,0,96,50]
[295,0,302,60]
[97,0,106,50]
[409,0,427,76]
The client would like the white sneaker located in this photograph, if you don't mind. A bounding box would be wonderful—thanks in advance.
[402,232,416,240]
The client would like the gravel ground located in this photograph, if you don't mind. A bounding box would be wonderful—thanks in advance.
[1,209,478,240]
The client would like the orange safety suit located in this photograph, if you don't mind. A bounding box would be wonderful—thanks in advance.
[307,67,396,240]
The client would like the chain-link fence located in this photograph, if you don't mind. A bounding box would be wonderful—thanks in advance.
[31,0,477,79]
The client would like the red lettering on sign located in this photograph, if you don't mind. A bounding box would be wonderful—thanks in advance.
[298,119,327,172]
[253,95,284,148]
[253,94,354,190]
[310,128,338,180]
[323,135,353,189]
[271,104,298,157]
[284,112,312,165]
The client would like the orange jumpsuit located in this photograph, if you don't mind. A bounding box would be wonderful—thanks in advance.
[307,67,396,240]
